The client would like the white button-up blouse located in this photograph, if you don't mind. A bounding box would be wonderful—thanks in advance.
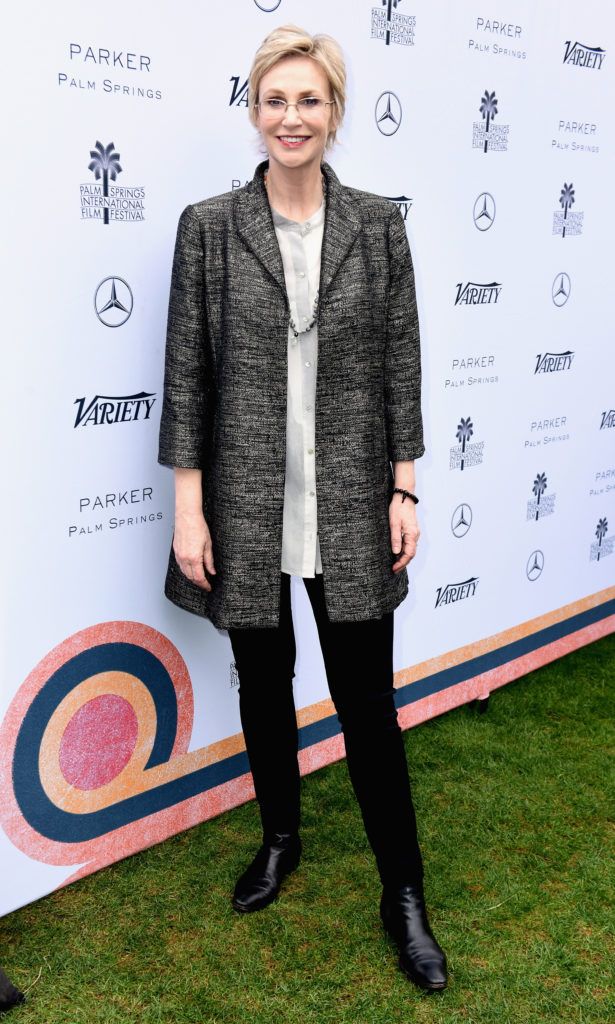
[271,196,325,577]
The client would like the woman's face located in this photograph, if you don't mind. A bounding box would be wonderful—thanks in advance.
[255,55,335,172]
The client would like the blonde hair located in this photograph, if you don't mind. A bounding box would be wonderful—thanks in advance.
[248,23,346,152]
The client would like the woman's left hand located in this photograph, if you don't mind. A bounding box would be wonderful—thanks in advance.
[389,494,420,573]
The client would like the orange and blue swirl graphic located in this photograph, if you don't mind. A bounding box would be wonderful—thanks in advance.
[0,622,261,885]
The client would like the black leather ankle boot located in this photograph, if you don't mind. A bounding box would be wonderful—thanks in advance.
[232,831,302,913]
[0,967,25,1012]
[380,880,448,991]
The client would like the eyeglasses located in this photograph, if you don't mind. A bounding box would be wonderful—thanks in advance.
[256,97,335,119]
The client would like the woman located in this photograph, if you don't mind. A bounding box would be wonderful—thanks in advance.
[158,24,447,992]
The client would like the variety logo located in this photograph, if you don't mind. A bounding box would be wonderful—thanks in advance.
[552,182,583,237]
[590,518,613,561]
[375,92,402,135]
[229,76,249,107]
[450,416,485,470]
[563,41,606,70]
[73,392,156,427]
[552,272,571,307]
[455,280,502,305]
[472,90,510,152]
[534,350,574,374]
[384,194,413,219]
[600,410,615,430]
[95,277,133,327]
[371,1,416,47]
[526,549,545,581]
[473,192,496,231]
[526,472,556,521]
[435,576,479,608]
[451,502,473,538]
[81,141,146,224]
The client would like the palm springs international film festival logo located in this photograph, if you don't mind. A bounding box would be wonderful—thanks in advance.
[526,472,556,521]
[449,417,485,470]
[472,90,509,152]
[563,40,606,70]
[95,277,133,327]
[371,1,416,47]
[73,392,156,427]
[80,141,146,224]
[534,350,575,374]
[552,183,583,237]
[590,518,614,561]
[435,576,479,609]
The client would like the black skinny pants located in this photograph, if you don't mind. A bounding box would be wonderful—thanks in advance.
[227,571,424,888]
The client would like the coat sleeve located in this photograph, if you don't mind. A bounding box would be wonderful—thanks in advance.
[384,204,425,462]
[158,203,213,469]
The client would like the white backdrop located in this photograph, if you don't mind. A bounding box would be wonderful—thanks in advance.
[1,0,613,917]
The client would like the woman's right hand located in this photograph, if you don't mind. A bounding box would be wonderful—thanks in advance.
[173,508,217,592]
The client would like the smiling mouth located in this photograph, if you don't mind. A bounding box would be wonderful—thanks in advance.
[277,135,311,144]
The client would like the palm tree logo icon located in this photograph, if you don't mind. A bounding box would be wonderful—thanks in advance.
[595,518,608,561]
[456,417,473,471]
[532,472,548,520]
[558,183,575,238]
[479,90,498,152]
[88,141,122,226]
[381,0,399,47]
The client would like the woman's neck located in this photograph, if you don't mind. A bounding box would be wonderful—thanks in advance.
[264,158,325,221]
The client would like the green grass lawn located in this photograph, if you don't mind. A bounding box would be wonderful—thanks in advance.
[2,633,613,1023]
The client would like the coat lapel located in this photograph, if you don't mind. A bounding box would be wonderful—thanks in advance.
[234,158,362,304]
[234,159,286,298]
[318,160,362,304]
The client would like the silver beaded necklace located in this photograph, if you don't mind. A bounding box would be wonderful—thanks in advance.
[265,170,327,338]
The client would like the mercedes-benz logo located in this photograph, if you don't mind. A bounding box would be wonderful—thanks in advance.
[94,276,134,328]
[526,549,544,581]
[473,192,496,231]
[552,272,571,307]
[375,91,402,136]
[451,503,473,538]
[253,0,282,10]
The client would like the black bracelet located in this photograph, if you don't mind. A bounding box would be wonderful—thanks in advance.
[392,488,419,504]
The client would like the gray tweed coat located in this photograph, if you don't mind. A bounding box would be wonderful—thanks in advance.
[158,158,425,629]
